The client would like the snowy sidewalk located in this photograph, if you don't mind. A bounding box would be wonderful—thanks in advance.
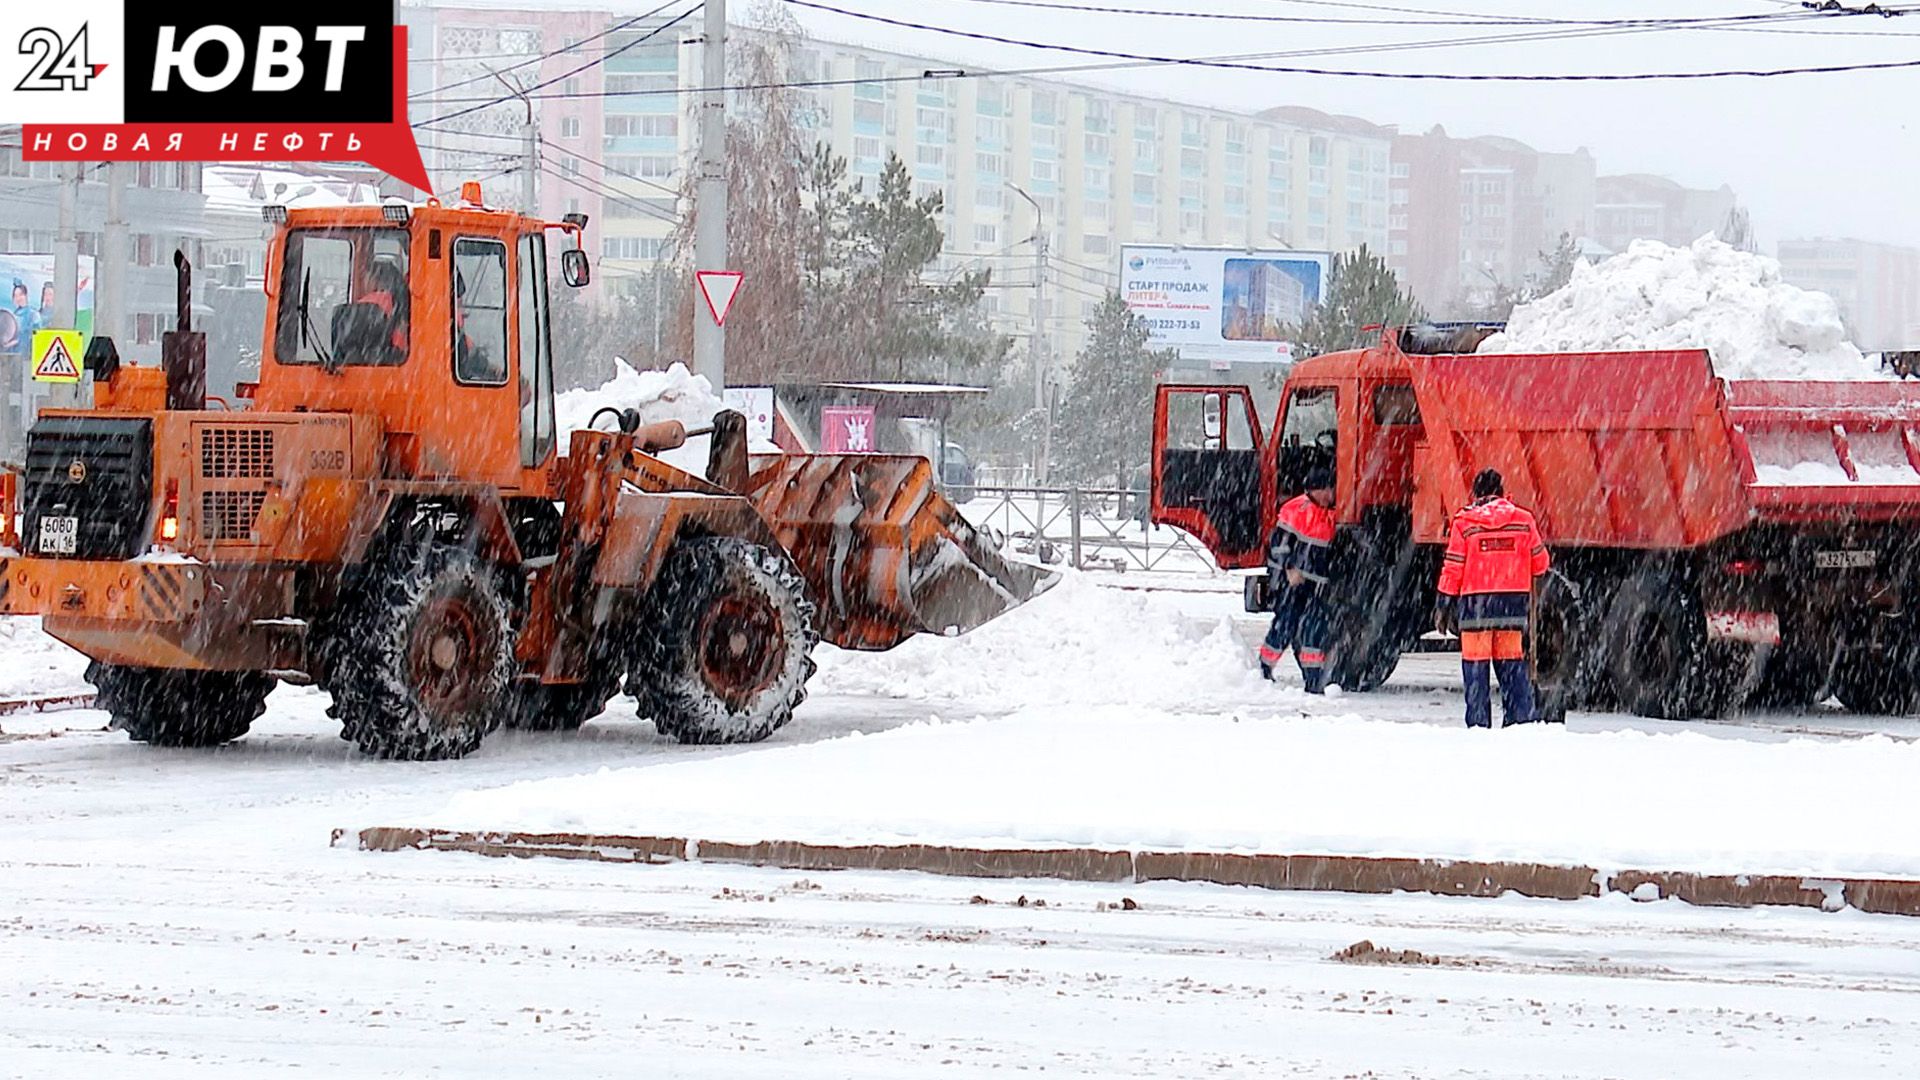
[397,706,1920,885]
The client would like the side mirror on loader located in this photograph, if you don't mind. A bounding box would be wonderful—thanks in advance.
[561,248,591,288]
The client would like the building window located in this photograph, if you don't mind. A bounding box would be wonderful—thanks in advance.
[1084,165,1110,194]
[1133,204,1156,228]
[976,185,1002,209]
[1031,158,1056,182]
[1391,162,1410,178]
[976,152,1004,175]
[1309,136,1328,165]
[1390,238,1408,255]
[1085,133,1110,159]
[917,144,945,167]
[1031,88,1057,125]
[1180,209,1202,232]
[1134,139,1157,164]
[975,223,999,245]
[1180,148,1203,173]
[853,99,885,125]
[1132,174,1156,201]
[854,135,882,160]
[561,116,580,139]
[1084,234,1110,256]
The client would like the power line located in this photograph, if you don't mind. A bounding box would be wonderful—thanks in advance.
[540,138,685,200]
[780,1,1920,82]
[541,155,683,225]
[408,0,688,101]
[936,0,1884,28]
[416,5,702,130]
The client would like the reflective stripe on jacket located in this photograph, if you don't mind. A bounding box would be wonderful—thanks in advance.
[1267,493,1335,584]
[1437,496,1550,599]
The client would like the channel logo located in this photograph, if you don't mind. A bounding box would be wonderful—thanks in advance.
[3,3,429,191]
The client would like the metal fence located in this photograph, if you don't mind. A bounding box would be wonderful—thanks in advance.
[958,485,1218,573]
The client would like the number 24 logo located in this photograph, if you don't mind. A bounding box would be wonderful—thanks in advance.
[16,25,99,92]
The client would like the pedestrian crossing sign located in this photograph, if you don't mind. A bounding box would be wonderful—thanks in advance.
[32,330,82,384]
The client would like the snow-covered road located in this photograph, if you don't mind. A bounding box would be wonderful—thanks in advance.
[8,575,1920,1077]
[4,686,1920,1078]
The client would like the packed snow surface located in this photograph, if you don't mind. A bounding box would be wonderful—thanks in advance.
[554,359,778,473]
[1480,236,1884,381]
[424,576,1920,879]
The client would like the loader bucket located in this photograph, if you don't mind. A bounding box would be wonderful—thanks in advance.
[745,455,1057,651]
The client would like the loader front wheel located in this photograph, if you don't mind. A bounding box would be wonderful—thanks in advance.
[328,546,516,760]
[633,537,818,745]
[89,662,273,748]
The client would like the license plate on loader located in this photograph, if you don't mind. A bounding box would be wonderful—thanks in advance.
[39,516,77,555]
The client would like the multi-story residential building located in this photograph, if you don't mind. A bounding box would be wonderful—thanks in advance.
[0,140,208,365]
[1592,174,1737,253]
[1386,125,1595,310]
[1777,238,1920,352]
[401,2,689,291]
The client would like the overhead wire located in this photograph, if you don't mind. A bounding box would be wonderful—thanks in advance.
[409,0,688,101]
[779,0,1920,82]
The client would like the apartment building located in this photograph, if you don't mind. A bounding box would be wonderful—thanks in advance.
[1386,125,1595,310]
[1777,238,1920,352]
[1592,173,1736,254]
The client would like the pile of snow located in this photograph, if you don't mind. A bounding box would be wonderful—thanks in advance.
[0,617,91,699]
[812,574,1267,712]
[554,359,778,473]
[1480,236,1884,381]
[427,707,1920,879]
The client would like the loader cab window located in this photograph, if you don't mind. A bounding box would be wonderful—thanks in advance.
[452,238,509,386]
[1277,386,1338,496]
[518,234,556,466]
[273,227,411,367]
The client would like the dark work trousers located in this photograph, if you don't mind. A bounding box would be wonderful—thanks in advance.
[1260,581,1329,693]
[1462,659,1535,728]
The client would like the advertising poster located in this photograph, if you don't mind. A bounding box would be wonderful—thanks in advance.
[1119,245,1332,364]
[0,254,96,357]
[820,405,877,453]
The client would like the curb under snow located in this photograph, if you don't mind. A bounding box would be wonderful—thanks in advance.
[339,827,1920,918]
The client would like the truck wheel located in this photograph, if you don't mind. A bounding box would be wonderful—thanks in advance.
[1329,633,1401,692]
[508,673,622,732]
[328,546,516,760]
[1831,650,1920,715]
[632,537,818,745]
[1751,648,1830,711]
[1603,569,1761,719]
[88,662,273,748]
[1532,571,1605,717]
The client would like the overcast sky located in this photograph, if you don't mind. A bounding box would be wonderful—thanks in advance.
[778,0,1920,251]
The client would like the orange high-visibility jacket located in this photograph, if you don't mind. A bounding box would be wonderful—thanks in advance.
[1438,497,1550,597]
[1268,493,1336,584]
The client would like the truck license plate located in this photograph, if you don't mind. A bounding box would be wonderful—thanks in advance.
[39,516,77,555]
[1815,549,1876,569]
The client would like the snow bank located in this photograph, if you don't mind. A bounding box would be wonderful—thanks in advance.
[1480,236,1884,381]
[0,617,91,699]
[812,573,1267,712]
[428,708,1920,879]
[554,359,778,473]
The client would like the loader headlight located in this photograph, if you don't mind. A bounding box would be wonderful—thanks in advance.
[261,205,289,225]
[382,203,412,225]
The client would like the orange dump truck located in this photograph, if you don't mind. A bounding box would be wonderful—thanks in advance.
[0,189,1051,759]
[1152,325,1920,718]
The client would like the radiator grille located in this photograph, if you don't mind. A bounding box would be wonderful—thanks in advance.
[201,490,266,541]
[23,417,153,559]
[200,428,275,479]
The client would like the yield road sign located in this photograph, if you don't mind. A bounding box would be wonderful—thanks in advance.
[32,330,83,383]
[695,270,744,327]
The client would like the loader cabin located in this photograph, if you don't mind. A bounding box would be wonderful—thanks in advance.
[1152,323,1498,569]
[250,185,591,494]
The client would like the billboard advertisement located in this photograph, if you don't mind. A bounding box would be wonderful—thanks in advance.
[820,405,877,453]
[0,254,96,358]
[1119,245,1332,364]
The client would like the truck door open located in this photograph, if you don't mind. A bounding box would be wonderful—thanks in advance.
[1151,385,1267,567]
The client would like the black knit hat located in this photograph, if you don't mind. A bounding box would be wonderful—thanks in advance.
[1472,468,1504,499]
[1303,467,1335,492]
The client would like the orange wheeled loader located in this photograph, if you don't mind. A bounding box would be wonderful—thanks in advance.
[0,188,1051,759]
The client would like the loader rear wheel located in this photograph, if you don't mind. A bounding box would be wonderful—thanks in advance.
[328,546,516,760]
[88,662,273,748]
[632,537,818,745]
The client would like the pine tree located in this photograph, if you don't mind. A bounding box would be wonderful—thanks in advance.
[1054,292,1175,484]
[1531,232,1582,297]
[1288,245,1425,359]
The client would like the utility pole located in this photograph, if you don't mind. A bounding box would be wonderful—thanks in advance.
[693,0,728,390]
[100,163,129,347]
[1011,183,1049,483]
[49,162,80,408]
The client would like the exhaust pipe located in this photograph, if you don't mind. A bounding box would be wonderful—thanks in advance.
[161,250,205,411]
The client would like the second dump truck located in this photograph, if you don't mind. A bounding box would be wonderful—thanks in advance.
[1154,325,1920,719]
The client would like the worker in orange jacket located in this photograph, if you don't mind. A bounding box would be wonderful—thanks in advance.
[1436,468,1551,728]
[1260,467,1336,693]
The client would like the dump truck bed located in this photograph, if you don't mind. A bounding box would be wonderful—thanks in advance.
[1407,349,1920,548]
